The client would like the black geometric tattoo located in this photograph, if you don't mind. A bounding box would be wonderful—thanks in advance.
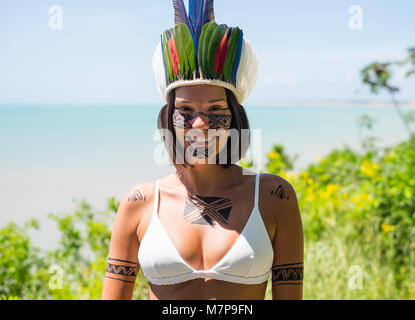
[173,109,232,129]
[191,145,214,159]
[183,194,232,226]
[270,185,289,200]
[105,258,138,284]
[272,262,303,286]
[128,189,146,202]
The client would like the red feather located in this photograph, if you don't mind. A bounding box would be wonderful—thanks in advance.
[213,31,230,75]
[168,37,180,75]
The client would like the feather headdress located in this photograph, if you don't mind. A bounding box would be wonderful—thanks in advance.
[152,0,258,104]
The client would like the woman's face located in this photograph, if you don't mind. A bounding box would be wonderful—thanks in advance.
[173,85,232,163]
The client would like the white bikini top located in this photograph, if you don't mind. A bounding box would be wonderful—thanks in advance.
[137,173,274,286]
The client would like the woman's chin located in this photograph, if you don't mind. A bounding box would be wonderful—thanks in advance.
[184,143,225,164]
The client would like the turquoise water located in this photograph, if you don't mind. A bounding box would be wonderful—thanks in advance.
[1,104,412,166]
[0,104,413,250]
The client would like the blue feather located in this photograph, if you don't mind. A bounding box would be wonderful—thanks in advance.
[189,0,215,56]
[172,0,193,33]
[231,30,243,84]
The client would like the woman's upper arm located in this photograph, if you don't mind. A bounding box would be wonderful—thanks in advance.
[101,183,150,300]
[270,178,304,300]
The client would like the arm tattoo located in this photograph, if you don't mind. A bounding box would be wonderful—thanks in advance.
[270,185,289,200]
[128,189,146,202]
[183,194,232,226]
[272,262,304,286]
[105,257,138,284]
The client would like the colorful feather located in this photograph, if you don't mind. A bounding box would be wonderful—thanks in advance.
[173,24,195,79]
[223,28,240,81]
[166,30,180,76]
[199,22,217,77]
[161,1,245,85]
[162,32,173,82]
[172,0,193,33]
[189,0,215,55]
[213,27,231,76]
[160,34,168,85]
[232,29,243,84]
[207,24,227,79]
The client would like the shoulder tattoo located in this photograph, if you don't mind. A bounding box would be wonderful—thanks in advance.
[128,188,147,202]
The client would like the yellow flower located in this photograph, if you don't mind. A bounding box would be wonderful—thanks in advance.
[322,184,342,199]
[342,193,348,200]
[382,222,395,233]
[358,193,370,202]
[268,152,280,160]
[307,178,314,185]
[361,160,379,178]
[286,172,298,180]
[300,172,309,179]
[350,196,356,203]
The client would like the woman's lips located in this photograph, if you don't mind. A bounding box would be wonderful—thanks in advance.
[186,136,217,147]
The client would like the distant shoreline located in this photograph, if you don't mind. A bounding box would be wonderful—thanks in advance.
[1,100,415,109]
[250,100,415,108]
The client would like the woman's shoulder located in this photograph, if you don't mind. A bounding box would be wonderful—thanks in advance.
[118,180,159,218]
[259,173,296,195]
[258,173,298,220]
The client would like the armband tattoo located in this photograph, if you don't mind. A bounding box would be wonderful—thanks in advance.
[105,258,138,284]
[272,262,304,286]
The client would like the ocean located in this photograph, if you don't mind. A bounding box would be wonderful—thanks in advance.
[0,104,413,250]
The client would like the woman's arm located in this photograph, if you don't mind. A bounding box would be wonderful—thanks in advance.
[101,184,148,300]
[270,179,304,300]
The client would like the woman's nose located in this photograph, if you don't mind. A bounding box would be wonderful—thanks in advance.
[191,114,210,129]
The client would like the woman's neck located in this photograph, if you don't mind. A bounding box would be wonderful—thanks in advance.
[174,164,243,195]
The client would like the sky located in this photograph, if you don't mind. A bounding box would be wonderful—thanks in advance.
[0,0,414,106]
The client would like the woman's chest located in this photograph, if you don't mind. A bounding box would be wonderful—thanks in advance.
[137,187,276,271]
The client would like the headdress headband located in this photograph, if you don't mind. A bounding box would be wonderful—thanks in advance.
[152,0,259,104]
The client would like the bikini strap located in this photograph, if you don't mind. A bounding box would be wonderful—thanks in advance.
[153,179,160,215]
[254,173,260,207]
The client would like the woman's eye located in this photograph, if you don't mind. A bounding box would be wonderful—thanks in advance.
[176,106,192,112]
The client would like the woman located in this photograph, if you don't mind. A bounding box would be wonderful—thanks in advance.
[101,0,303,300]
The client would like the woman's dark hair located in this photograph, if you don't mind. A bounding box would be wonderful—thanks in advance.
[157,88,250,170]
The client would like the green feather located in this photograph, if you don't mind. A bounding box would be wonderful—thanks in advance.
[162,31,173,82]
[207,24,228,79]
[171,26,187,78]
[223,28,241,82]
[199,22,217,78]
[175,24,195,79]
[197,23,209,75]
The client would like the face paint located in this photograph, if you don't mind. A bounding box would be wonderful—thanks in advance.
[172,108,232,130]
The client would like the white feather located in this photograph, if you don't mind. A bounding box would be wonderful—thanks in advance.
[152,41,167,101]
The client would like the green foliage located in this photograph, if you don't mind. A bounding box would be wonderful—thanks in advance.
[360,46,415,138]
[0,197,149,300]
[264,131,415,299]
[0,219,49,299]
